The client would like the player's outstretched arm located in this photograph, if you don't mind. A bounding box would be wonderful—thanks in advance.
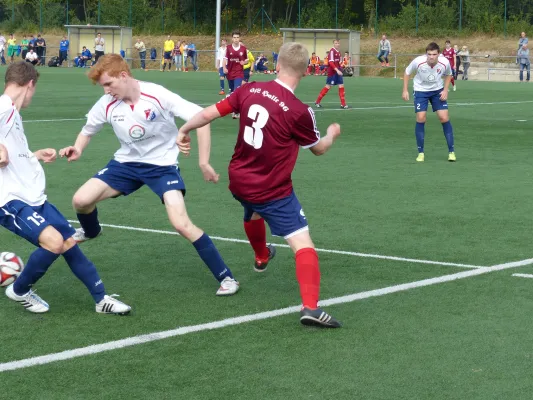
[34,148,57,163]
[402,73,411,101]
[309,123,341,156]
[59,133,91,162]
[0,143,9,168]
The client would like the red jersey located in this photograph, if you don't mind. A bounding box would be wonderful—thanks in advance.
[225,44,248,80]
[327,47,341,77]
[442,48,455,68]
[215,80,321,203]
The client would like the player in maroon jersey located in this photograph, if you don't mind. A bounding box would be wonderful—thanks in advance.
[177,42,342,328]
[442,40,456,91]
[315,39,348,109]
[223,31,249,119]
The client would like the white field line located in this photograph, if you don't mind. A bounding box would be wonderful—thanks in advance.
[512,273,533,279]
[66,220,485,269]
[0,256,531,373]
[23,100,533,123]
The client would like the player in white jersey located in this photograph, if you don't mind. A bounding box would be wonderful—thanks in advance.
[402,42,456,162]
[216,38,227,95]
[0,61,131,314]
[59,54,239,296]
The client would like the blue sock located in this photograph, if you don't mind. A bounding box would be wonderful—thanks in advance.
[442,121,455,152]
[415,122,425,153]
[77,207,101,238]
[14,247,60,295]
[63,245,105,303]
[192,233,233,282]
[220,79,225,91]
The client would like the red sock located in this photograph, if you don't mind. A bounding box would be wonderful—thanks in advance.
[315,87,329,104]
[451,76,455,86]
[244,218,269,261]
[339,87,346,107]
[295,248,321,309]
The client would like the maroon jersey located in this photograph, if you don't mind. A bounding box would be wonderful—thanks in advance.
[225,44,248,80]
[215,80,321,203]
[442,48,455,68]
[327,47,341,77]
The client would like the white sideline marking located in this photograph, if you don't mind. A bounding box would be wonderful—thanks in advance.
[22,100,533,123]
[0,256,531,373]
[66,220,485,269]
[512,273,533,279]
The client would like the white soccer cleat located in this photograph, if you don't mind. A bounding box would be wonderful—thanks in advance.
[5,284,49,313]
[216,277,240,296]
[73,227,102,243]
[96,295,131,315]
[453,85,456,91]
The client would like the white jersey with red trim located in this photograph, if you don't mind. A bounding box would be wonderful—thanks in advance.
[81,81,203,166]
[0,94,46,207]
[405,55,452,92]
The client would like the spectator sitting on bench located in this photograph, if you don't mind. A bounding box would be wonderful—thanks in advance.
[78,46,92,68]
[25,49,39,65]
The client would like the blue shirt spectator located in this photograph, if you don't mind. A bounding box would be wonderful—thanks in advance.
[59,38,69,52]
[82,48,92,59]
[59,36,69,66]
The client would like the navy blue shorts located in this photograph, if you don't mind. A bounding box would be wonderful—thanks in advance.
[326,74,344,86]
[228,78,243,93]
[164,51,172,60]
[94,159,186,203]
[0,200,75,247]
[243,69,251,82]
[219,67,225,77]
[234,191,309,239]
[414,89,448,113]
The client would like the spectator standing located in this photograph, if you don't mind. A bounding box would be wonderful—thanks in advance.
[377,34,391,67]
[518,44,530,82]
[173,40,182,71]
[35,34,46,66]
[20,35,29,60]
[134,38,146,70]
[94,32,105,63]
[59,35,69,66]
[0,33,6,65]
[453,44,461,79]
[188,42,198,71]
[517,32,528,64]
[7,34,16,64]
[458,45,470,80]
[182,42,188,71]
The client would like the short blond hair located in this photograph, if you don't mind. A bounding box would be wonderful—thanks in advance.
[278,42,309,76]
[87,54,132,84]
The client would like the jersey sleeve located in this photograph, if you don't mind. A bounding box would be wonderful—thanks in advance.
[405,58,418,75]
[0,106,14,143]
[162,87,203,122]
[80,96,108,137]
[215,86,243,116]
[293,107,321,148]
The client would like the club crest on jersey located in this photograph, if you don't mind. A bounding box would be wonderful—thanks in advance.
[144,109,156,121]
[129,125,145,139]
[239,52,243,56]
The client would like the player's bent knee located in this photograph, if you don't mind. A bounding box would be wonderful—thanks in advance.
[72,192,95,212]
[38,226,65,254]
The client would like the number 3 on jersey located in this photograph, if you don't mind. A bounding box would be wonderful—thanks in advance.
[244,104,269,149]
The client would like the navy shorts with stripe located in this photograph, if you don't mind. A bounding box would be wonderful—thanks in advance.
[0,200,75,246]
[326,74,344,86]
[413,89,448,113]
[94,159,186,203]
[234,191,308,239]
[228,78,243,93]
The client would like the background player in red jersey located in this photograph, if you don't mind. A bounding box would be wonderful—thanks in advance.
[442,40,456,91]
[315,39,348,109]
[223,31,248,119]
[177,42,342,328]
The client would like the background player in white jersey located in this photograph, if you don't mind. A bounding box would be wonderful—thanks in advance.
[216,38,227,95]
[0,61,130,314]
[402,42,456,163]
[59,54,239,296]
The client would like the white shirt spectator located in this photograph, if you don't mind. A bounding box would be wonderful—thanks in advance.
[25,51,38,62]
[81,81,202,166]
[134,40,146,52]
[95,36,105,52]
[217,45,226,67]
[0,94,46,207]
[405,55,452,92]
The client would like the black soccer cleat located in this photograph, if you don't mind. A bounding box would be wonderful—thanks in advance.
[254,244,276,273]
[340,105,349,109]
[300,307,342,328]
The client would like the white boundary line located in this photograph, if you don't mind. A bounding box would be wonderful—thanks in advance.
[23,100,533,123]
[66,220,485,269]
[0,256,531,373]
[512,273,533,279]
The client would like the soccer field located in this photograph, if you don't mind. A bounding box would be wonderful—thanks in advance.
[2,69,533,399]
